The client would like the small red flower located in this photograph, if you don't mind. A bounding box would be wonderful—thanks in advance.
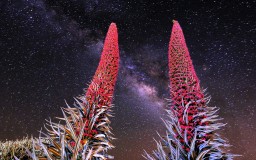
[70,141,76,147]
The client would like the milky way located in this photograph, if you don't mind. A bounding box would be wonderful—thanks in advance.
[0,1,255,159]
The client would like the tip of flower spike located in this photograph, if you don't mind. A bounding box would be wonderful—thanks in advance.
[106,22,118,37]
[110,22,117,28]
[172,20,182,30]
[103,23,118,54]
[172,20,178,23]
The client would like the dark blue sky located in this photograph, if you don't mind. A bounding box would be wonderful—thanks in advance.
[0,0,255,159]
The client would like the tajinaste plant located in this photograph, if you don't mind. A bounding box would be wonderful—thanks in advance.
[143,20,238,160]
[37,23,119,160]
[8,23,119,160]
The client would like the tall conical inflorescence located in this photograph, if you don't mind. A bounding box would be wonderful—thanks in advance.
[9,23,120,160]
[168,20,207,152]
[74,22,119,145]
[143,20,236,159]
[86,22,119,107]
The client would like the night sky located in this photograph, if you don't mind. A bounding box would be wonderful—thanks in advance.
[0,0,255,159]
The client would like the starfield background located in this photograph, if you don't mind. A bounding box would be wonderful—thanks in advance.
[0,0,255,159]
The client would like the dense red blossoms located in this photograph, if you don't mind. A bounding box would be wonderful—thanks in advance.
[168,21,209,151]
[21,23,120,159]
[73,23,119,142]
[144,20,234,159]
[85,23,119,107]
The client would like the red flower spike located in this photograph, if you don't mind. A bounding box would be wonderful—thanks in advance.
[168,20,208,149]
[29,23,119,160]
[144,20,236,160]
[85,23,119,107]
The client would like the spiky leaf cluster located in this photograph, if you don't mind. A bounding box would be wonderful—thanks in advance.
[35,95,115,160]
[0,137,33,160]
[143,97,237,160]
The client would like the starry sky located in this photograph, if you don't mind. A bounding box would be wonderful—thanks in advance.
[0,0,255,159]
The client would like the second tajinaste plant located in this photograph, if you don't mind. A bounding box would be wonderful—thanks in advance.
[143,21,237,160]
[11,23,119,160]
